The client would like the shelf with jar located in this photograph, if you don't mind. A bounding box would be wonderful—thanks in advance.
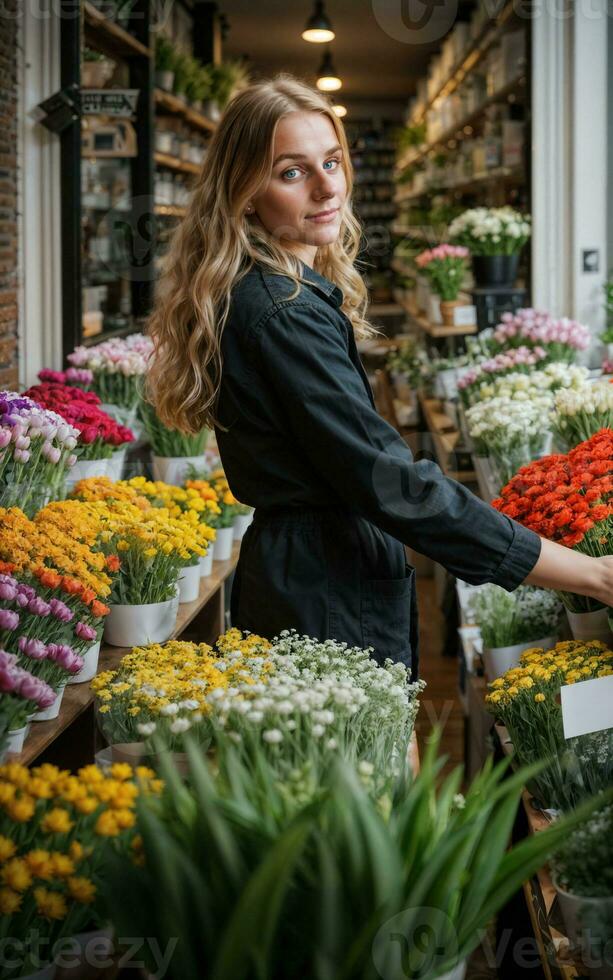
[397,0,521,167]
[83,0,152,61]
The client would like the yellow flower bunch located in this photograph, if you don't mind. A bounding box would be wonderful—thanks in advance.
[91,632,271,746]
[0,506,112,597]
[486,640,613,710]
[0,761,162,950]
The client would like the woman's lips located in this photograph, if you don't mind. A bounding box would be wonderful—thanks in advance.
[306,207,339,223]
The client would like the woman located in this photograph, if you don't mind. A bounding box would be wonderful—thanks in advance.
[147,74,613,679]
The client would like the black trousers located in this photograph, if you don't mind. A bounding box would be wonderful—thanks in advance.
[230,506,419,679]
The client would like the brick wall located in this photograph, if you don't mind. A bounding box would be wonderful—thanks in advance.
[0,0,18,388]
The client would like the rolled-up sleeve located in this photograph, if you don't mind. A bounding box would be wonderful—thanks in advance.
[254,302,541,590]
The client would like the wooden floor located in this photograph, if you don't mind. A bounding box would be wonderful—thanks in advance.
[414,573,498,980]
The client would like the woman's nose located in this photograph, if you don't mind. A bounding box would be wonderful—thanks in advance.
[313,168,336,198]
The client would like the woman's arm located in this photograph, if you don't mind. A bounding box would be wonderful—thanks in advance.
[526,538,613,605]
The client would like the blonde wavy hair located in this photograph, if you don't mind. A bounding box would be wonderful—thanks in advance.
[146,72,377,434]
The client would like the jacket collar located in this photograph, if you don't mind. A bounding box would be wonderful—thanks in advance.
[245,258,343,309]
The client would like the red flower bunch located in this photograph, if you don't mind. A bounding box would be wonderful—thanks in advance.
[493,429,613,549]
[25,382,134,458]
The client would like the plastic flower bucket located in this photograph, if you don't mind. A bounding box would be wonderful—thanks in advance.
[482,635,556,682]
[151,455,205,486]
[32,684,66,722]
[200,543,215,577]
[213,526,234,561]
[67,639,101,685]
[3,724,29,757]
[233,511,253,541]
[566,607,613,645]
[103,590,179,647]
[178,563,201,604]
[65,457,110,489]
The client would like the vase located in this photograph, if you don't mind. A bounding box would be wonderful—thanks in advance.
[32,685,66,722]
[4,724,28,756]
[178,563,201,603]
[233,512,253,541]
[81,60,114,88]
[151,454,206,486]
[201,98,221,122]
[67,640,101,685]
[65,458,110,490]
[200,544,214,577]
[472,254,519,288]
[155,69,174,92]
[482,635,556,682]
[427,293,442,325]
[440,299,461,327]
[566,607,613,645]
[213,526,234,561]
[103,591,179,647]
[554,878,613,962]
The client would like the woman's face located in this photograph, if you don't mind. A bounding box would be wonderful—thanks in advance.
[251,110,348,266]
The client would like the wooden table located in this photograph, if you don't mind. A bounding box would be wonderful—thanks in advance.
[9,544,240,768]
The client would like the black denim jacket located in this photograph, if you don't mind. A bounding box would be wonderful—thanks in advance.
[216,259,542,591]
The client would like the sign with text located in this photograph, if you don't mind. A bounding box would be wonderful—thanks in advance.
[81,90,139,118]
[561,673,613,739]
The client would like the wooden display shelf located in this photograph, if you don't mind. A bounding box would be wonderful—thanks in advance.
[406,307,477,339]
[154,88,218,133]
[369,302,404,317]
[418,392,476,484]
[397,75,526,177]
[154,204,187,218]
[154,151,201,175]
[397,0,518,158]
[9,544,240,768]
[395,165,524,205]
[83,1,152,59]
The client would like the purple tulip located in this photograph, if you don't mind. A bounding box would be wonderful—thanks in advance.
[0,666,17,693]
[17,584,35,601]
[15,668,56,708]
[27,596,51,617]
[0,650,17,669]
[75,621,96,641]
[14,593,28,609]
[0,608,19,630]
[18,636,47,659]
[47,643,83,673]
[49,598,73,623]
[13,449,30,464]
[0,582,17,602]
[0,429,11,449]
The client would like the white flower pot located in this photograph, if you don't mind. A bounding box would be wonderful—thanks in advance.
[554,879,613,962]
[483,635,556,682]
[178,563,201,603]
[103,591,179,647]
[233,512,253,541]
[106,447,127,481]
[67,639,101,685]
[65,457,110,489]
[151,454,205,486]
[213,526,234,561]
[566,607,613,645]
[200,544,214,577]
[32,685,66,722]
[4,725,28,755]
[472,455,501,502]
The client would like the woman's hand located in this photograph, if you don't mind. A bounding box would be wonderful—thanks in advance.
[524,538,613,606]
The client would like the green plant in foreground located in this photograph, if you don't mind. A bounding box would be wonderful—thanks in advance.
[105,732,611,980]
[139,401,209,457]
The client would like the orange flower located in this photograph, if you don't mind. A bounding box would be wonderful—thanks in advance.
[61,577,83,596]
[35,568,62,589]
[80,588,96,605]
[105,555,121,573]
[91,600,110,618]
[0,561,15,574]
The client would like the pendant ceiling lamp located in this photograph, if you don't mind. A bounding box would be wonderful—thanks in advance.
[302,1,335,43]
[316,48,342,92]
[332,104,347,117]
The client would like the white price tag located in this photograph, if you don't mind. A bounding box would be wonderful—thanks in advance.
[561,673,613,739]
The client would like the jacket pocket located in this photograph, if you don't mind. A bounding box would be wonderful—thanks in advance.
[360,564,415,671]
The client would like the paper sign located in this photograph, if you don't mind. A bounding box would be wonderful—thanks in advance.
[561,673,613,739]
[452,304,476,327]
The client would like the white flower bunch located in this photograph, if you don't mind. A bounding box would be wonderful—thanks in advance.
[468,584,562,648]
[473,363,589,405]
[208,631,425,772]
[467,394,552,485]
[449,207,531,255]
[552,382,613,449]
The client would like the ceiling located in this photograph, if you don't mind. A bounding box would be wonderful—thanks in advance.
[221,0,475,110]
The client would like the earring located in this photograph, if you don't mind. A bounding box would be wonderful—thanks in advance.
[245,204,253,214]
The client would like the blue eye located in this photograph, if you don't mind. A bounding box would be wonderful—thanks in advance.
[323,159,339,170]
[282,167,300,180]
